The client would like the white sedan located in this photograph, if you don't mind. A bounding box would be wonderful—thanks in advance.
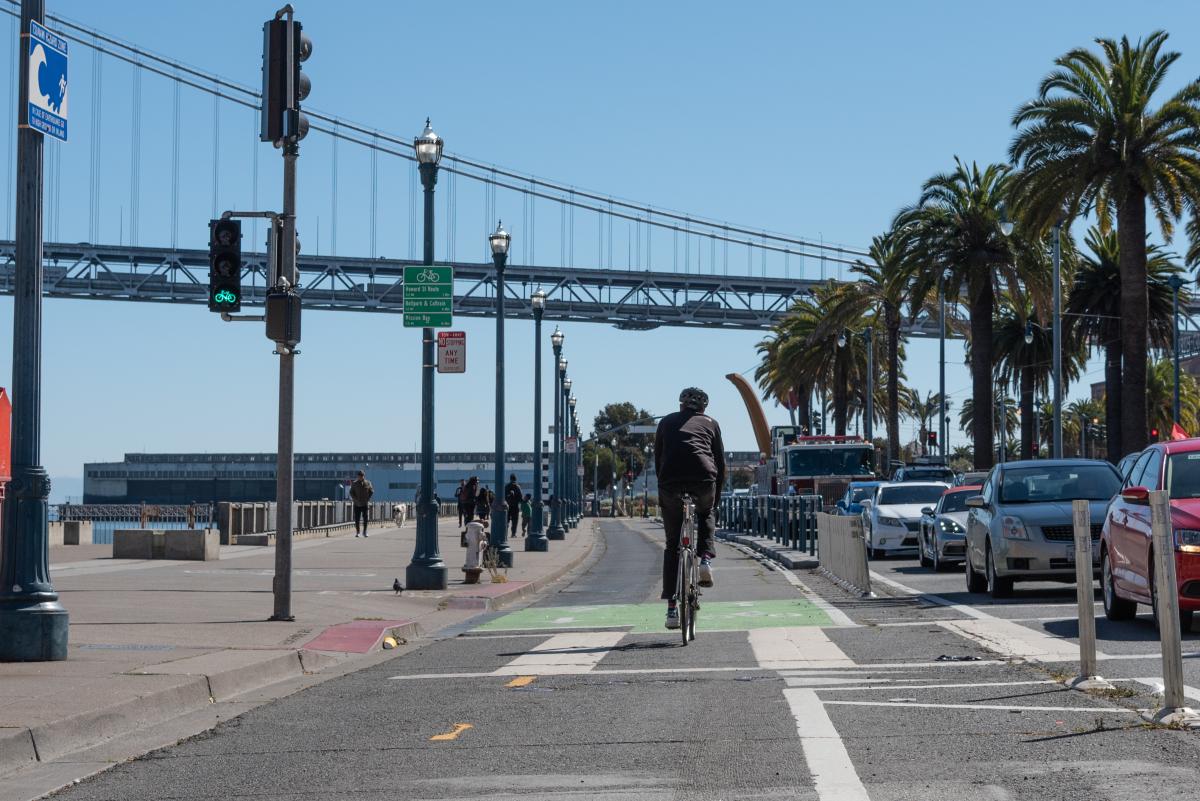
[863,481,950,559]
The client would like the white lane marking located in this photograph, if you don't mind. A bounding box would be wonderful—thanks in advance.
[817,680,1058,692]
[491,631,625,676]
[1130,677,1200,702]
[870,570,1101,662]
[784,677,896,687]
[823,700,1136,713]
[749,627,856,669]
[780,659,1008,671]
[724,541,857,627]
[939,619,1092,662]
[784,689,871,801]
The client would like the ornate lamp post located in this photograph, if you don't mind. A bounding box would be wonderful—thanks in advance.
[547,345,566,540]
[488,222,514,567]
[643,444,651,518]
[568,394,578,526]
[527,291,548,550]
[406,118,448,590]
[562,376,573,530]
[610,435,618,517]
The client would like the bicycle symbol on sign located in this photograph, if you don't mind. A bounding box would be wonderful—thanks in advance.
[413,268,441,283]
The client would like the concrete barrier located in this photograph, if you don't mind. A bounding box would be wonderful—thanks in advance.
[113,529,165,559]
[164,529,219,561]
[48,521,93,546]
[816,512,870,597]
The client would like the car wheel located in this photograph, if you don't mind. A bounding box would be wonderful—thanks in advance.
[1101,549,1136,621]
[871,547,885,560]
[986,542,1013,598]
[932,545,942,572]
[965,545,987,593]
[919,535,932,568]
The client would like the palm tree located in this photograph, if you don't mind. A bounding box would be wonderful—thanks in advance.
[830,229,916,466]
[904,389,952,456]
[754,331,811,430]
[1147,358,1200,438]
[896,159,1028,470]
[1067,398,1106,458]
[960,391,1018,463]
[992,290,1085,459]
[1065,227,1184,461]
[1009,31,1200,456]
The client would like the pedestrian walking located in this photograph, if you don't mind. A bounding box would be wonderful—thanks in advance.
[462,477,479,524]
[475,484,491,523]
[520,493,532,536]
[350,470,374,537]
[504,474,523,538]
[455,479,466,526]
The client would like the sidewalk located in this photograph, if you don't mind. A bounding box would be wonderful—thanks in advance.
[0,516,595,797]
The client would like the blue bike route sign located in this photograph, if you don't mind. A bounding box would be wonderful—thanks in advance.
[26,20,67,142]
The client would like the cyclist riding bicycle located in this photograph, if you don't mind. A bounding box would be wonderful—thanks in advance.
[655,387,726,630]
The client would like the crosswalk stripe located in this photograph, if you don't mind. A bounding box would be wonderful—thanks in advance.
[491,631,625,676]
[749,626,856,670]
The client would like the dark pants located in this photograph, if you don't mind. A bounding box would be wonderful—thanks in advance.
[354,505,369,533]
[464,504,476,524]
[659,480,716,600]
[458,503,465,526]
[508,504,521,536]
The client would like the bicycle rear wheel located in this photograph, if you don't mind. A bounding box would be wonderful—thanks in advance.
[678,548,691,647]
[688,554,699,641]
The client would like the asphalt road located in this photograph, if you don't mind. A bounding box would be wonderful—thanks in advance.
[46,522,1200,800]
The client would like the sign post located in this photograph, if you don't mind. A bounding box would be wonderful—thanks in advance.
[404,265,453,328]
[436,331,465,374]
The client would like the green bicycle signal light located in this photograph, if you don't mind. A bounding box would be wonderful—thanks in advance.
[208,218,242,313]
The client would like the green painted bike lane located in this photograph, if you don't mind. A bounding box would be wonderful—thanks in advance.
[479,599,832,634]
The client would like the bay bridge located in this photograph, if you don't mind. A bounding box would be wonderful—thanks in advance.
[0,2,923,335]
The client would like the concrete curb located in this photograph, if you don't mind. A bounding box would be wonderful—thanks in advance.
[717,530,819,570]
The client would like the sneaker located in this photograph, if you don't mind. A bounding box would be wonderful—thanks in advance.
[698,558,714,588]
[665,607,680,630]
[362,532,369,538]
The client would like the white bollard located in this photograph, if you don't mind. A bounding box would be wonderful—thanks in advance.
[1066,499,1111,690]
[1145,489,1200,726]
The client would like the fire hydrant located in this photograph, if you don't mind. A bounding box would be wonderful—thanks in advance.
[462,521,488,584]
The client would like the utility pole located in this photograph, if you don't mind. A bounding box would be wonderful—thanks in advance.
[0,0,69,661]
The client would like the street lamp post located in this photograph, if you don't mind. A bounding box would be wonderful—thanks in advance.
[527,291,548,551]
[863,326,874,441]
[406,118,448,590]
[939,271,947,457]
[562,377,573,529]
[489,222,514,567]
[610,436,618,517]
[572,410,582,524]
[547,338,565,540]
[1169,275,1187,426]
[591,434,599,517]
[643,445,651,518]
[567,393,578,526]
[0,0,68,661]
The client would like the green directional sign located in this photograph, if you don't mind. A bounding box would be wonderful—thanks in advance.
[403,265,454,328]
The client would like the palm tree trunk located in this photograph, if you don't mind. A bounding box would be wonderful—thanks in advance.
[970,279,995,470]
[1020,365,1034,460]
[833,352,848,436]
[886,305,901,466]
[1118,188,1149,455]
[796,385,811,435]
[1104,340,1121,464]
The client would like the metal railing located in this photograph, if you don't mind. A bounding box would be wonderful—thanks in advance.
[56,502,213,545]
[718,494,822,555]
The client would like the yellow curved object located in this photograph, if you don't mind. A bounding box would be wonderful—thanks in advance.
[726,373,772,456]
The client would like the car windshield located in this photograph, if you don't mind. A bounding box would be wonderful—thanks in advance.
[788,447,874,478]
[1167,453,1200,499]
[878,485,946,506]
[999,464,1119,503]
[902,468,953,482]
[849,486,875,503]
[939,492,971,513]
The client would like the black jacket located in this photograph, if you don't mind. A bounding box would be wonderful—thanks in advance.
[655,409,726,487]
[504,480,523,507]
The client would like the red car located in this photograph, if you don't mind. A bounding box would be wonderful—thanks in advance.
[1100,438,1200,630]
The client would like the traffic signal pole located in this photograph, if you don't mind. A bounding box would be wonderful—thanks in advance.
[271,144,298,622]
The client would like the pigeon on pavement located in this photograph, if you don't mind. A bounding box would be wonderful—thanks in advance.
[393,578,404,595]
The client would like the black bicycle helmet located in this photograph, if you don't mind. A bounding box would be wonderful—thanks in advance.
[679,387,709,412]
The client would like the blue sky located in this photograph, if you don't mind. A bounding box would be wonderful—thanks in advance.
[1,1,1198,497]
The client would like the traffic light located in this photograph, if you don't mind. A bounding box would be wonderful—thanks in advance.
[208,218,242,312]
[261,18,312,144]
[927,430,938,448]
[266,289,301,348]
[1151,427,1160,441]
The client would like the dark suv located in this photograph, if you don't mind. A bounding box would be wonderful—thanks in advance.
[893,465,955,484]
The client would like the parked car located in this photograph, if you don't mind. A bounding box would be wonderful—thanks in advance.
[958,471,989,486]
[1100,439,1200,631]
[918,485,980,571]
[964,459,1121,597]
[865,481,950,558]
[1115,452,1141,482]
[834,480,882,517]
[893,465,955,484]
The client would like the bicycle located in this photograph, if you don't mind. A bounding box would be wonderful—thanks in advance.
[676,495,700,645]
[414,267,441,283]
